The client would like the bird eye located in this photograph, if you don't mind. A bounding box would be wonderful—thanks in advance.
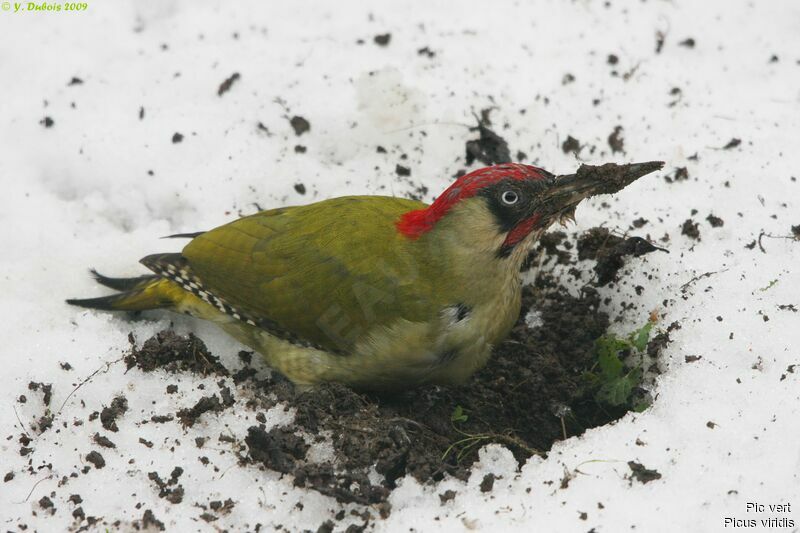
[501,190,519,205]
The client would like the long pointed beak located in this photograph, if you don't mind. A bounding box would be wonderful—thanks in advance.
[539,161,664,221]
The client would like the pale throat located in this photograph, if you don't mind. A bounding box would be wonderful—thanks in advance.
[431,201,543,284]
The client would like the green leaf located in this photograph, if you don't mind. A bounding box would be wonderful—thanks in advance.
[759,279,779,292]
[596,368,642,406]
[630,322,654,352]
[596,335,628,379]
[451,405,468,423]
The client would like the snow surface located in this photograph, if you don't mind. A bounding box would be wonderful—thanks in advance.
[2,0,799,531]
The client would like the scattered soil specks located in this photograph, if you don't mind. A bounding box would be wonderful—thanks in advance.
[85,450,105,469]
[125,330,228,376]
[608,126,625,154]
[100,395,128,432]
[217,72,241,96]
[628,461,662,484]
[562,135,581,156]
[577,228,666,285]
[681,219,701,240]
[465,111,511,165]
[374,33,391,46]
[289,116,310,136]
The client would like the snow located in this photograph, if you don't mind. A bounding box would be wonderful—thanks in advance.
[2,0,799,531]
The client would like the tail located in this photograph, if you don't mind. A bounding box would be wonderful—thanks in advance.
[66,272,179,311]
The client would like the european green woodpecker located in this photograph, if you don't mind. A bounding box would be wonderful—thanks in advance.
[68,162,662,390]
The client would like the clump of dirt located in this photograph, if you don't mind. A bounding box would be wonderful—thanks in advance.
[373,33,391,46]
[245,427,309,473]
[137,510,165,531]
[527,230,572,266]
[722,138,741,150]
[85,450,105,469]
[627,461,662,484]
[289,116,310,136]
[465,110,511,166]
[608,126,625,154]
[177,389,235,427]
[665,167,689,183]
[125,330,228,376]
[681,219,701,240]
[577,227,667,285]
[562,135,581,156]
[217,72,240,97]
[148,467,185,504]
[100,395,128,432]
[28,381,53,406]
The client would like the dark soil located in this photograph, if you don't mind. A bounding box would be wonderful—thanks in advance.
[706,214,724,227]
[92,433,116,448]
[627,461,662,484]
[290,116,310,136]
[373,33,391,46]
[217,72,241,97]
[681,219,701,240]
[577,227,667,285]
[138,510,165,531]
[100,395,128,432]
[125,330,228,376]
[85,450,105,469]
[722,138,741,150]
[665,167,689,183]
[28,381,53,406]
[148,468,185,504]
[176,390,235,427]
[465,111,512,166]
[608,126,625,154]
[561,135,581,156]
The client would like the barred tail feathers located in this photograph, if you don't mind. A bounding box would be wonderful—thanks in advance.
[66,276,181,311]
[69,254,255,324]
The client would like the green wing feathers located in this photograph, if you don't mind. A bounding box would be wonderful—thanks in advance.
[68,196,449,354]
[182,196,437,352]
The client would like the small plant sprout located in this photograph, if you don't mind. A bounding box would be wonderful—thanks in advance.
[587,318,656,409]
[451,405,469,423]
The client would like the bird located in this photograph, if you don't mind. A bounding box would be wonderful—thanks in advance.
[68,161,662,390]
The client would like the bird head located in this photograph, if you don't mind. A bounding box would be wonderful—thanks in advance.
[397,161,662,259]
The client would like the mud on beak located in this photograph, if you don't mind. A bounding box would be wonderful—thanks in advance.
[538,161,664,225]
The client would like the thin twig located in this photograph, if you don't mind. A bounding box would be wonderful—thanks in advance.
[17,474,53,504]
[12,405,31,438]
[680,269,728,293]
[387,417,428,432]
[55,356,125,418]
[758,231,795,253]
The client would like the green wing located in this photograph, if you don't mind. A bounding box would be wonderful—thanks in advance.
[182,196,441,352]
